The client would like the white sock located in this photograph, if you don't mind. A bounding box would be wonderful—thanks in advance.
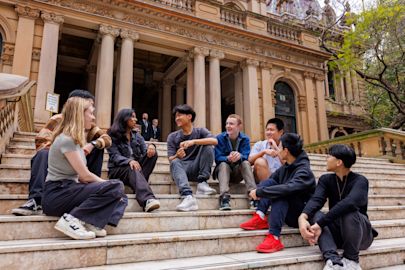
[256,210,265,220]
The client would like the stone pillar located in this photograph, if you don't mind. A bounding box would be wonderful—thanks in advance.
[176,83,185,106]
[186,54,194,107]
[351,70,360,102]
[209,50,225,135]
[117,29,139,111]
[345,71,353,102]
[86,65,97,96]
[315,74,329,141]
[233,66,244,121]
[298,95,309,142]
[192,47,209,127]
[260,62,274,129]
[241,59,260,142]
[339,72,346,102]
[95,24,119,130]
[162,78,174,140]
[34,12,64,124]
[304,72,318,143]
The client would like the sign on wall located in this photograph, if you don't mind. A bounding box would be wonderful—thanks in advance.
[45,92,60,114]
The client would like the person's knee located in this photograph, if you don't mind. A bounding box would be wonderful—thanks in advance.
[200,145,214,158]
[170,159,182,170]
[342,211,361,228]
[241,160,251,169]
[218,162,231,172]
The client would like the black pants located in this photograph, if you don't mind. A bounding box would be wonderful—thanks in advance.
[42,179,128,228]
[138,154,158,181]
[29,148,104,204]
[108,157,156,208]
[314,211,375,263]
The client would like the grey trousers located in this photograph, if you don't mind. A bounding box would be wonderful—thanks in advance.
[216,161,256,199]
[170,145,214,196]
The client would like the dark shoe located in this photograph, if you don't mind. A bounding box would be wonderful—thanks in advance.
[239,212,269,230]
[219,197,231,211]
[256,234,284,253]
[250,199,258,210]
[11,198,42,216]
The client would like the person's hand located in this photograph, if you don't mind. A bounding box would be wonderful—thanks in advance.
[310,223,322,245]
[176,147,186,159]
[129,160,141,171]
[227,151,241,163]
[147,144,156,158]
[298,216,315,245]
[180,140,195,149]
[249,189,258,200]
[82,143,94,156]
[263,148,278,157]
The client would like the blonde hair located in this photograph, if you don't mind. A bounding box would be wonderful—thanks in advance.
[227,114,242,125]
[52,97,92,147]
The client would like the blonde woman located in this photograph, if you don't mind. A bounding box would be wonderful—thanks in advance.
[42,97,128,240]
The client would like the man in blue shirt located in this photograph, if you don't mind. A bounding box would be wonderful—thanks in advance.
[214,114,256,210]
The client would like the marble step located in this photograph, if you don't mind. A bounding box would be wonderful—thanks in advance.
[70,237,405,270]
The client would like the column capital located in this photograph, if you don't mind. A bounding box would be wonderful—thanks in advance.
[260,62,273,70]
[41,12,64,24]
[303,71,315,79]
[315,73,325,81]
[15,5,40,19]
[209,50,225,60]
[240,59,259,69]
[163,78,175,87]
[120,29,139,41]
[192,47,210,57]
[99,24,120,38]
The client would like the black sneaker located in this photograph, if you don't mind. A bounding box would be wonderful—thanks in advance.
[11,198,42,216]
[219,197,231,211]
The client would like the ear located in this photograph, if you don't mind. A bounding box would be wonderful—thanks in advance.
[336,159,343,167]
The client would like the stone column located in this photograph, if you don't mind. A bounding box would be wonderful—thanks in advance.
[260,62,274,129]
[162,78,174,140]
[315,74,329,141]
[351,70,360,102]
[304,72,318,143]
[176,83,185,106]
[95,24,119,130]
[117,29,139,111]
[241,59,260,142]
[12,5,40,77]
[209,50,225,135]
[186,54,194,106]
[86,65,97,96]
[192,47,209,127]
[298,95,309,142]
[34,12,64,124]
[345,71,353,102]
[233,66,244,121]
[339,72,346,102]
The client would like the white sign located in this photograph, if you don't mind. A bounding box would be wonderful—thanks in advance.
[45,92,60,113]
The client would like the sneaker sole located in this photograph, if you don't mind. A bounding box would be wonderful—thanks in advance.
[219,207,232,211]
[256,245,284,253]
[11,209,42,216]
[54,222,95,240]
[176,206,199,212]
[240,225,269,230]
[145,203,160,212]
[196,190,217,195]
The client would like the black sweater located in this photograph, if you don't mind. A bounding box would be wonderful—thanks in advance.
[302,171,369,228]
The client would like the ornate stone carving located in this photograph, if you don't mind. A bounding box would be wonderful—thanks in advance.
[192,47,210,57]
[260,62,272,70]
[240,59,259,68]
[15,5,40,18]
[303,71,315,79]
[315,73,325,81]
[41,12,64,24]
[209,50,225,60]
[99,24,120,38]
[32,49,41,61]
[120,29,139,41]
[1,43,14,65]
[298,95,307,111]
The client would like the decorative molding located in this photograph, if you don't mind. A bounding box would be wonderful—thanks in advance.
[192,47,210,57]
[272,90,277,106]
[303,71,315,79]
[41,12,64,24]
[99,24,120,38]
[260,62,273,70]
[298,95,307,111]
[120,29,140,41]
[209,50,225,60]
[315,73,325,81]
[32,49,41,61]
[15,5,40,19]
[1,43,14,65]
[240,59,259,68]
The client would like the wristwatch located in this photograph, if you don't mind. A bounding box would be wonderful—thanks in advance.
[90,140,98,147]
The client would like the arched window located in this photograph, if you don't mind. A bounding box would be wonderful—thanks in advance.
[275,81,296,133]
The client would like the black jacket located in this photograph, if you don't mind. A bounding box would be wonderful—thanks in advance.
[256,151,316,205]
[107,130,147,168]
[140,120,153,141]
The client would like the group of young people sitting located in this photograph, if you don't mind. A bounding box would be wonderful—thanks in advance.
[11,90,377,270]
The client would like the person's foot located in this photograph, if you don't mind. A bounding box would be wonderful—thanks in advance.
[145,199,160,212]
[84,223,107,237]
[239,212,269,230]
[11,198,42,216]
[255,234,284,253]
[196,182,217,195]
[342,258,362,270]
[176,195,198,211]
[54,213,95,240]
[219,197,231,211]
[323,259,345,270]
[249,199,258,210]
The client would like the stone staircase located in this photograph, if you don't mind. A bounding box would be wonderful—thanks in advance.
[0,131,405,269]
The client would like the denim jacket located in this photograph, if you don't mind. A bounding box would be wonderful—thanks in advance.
[215,131,251,165]
[107,131,146,168]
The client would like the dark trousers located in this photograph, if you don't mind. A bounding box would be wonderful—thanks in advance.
[314,211,374,263]
[256,179,303,237]
[108,165,156,208]
[139,154,158,181]
[42,179,128,228]
[29,148,105,204]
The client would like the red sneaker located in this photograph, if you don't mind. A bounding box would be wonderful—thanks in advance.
[239,212,269,230]
[256,234,284,253]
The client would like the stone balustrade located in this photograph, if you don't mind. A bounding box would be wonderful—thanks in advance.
[220,7,246,28]
[267,22,301,43]
[305,128,405,161]
[151,0,195,12]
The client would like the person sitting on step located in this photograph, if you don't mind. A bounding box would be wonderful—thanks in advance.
[42,97,128,240]
[168,104,217,212]
[12,89,111,216]
[240,133,316,253]
[107,108,160,212]
[299,144,378,270]
[213,114,256,211]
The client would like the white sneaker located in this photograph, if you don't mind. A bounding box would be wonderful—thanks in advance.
[54,213,96,240]
[176,195,198,211]
[323,260,345,270]
[84,223,107,237]
[145,199,160,212]
[342,258,362,270]
[196,182,217,195]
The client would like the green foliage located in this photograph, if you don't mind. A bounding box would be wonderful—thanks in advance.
[365,84,396,128]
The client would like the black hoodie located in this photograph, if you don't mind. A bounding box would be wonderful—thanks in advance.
[256,151,316,205]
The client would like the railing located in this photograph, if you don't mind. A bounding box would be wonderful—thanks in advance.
[220,7,246,28]
[305,128,405,162]
[267,22,301,43]
[150,0,195,12]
